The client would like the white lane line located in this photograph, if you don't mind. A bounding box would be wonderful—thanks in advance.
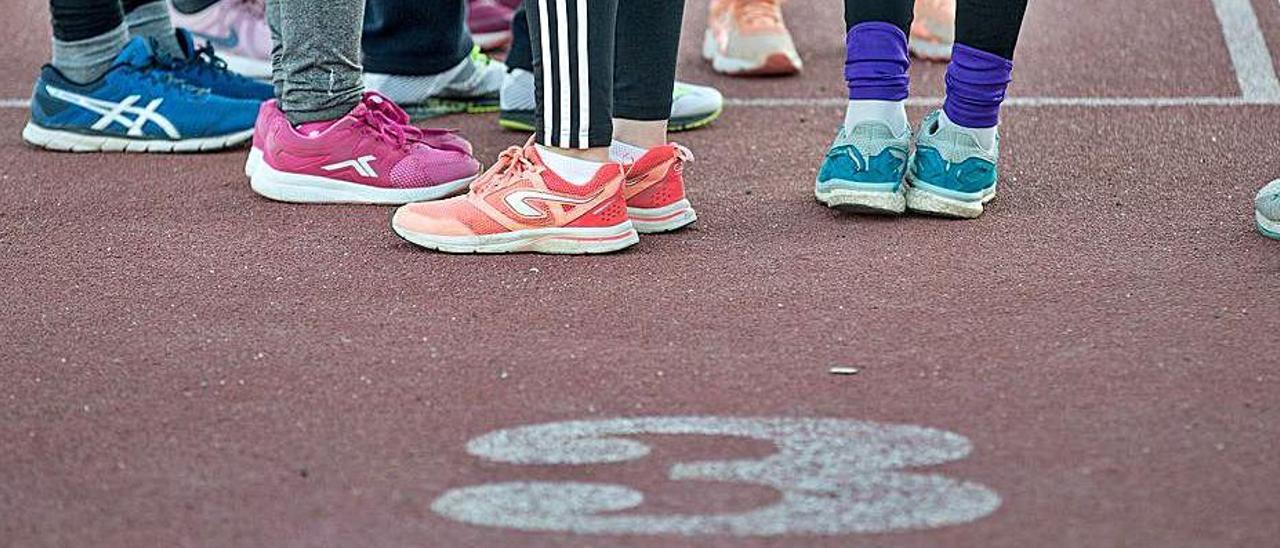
[1211,0,1280,102]
[726,96,1280,107]
[2,95,1277,111]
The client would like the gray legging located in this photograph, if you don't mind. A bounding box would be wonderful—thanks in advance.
[266,0,473,125]
[266,0,365,124]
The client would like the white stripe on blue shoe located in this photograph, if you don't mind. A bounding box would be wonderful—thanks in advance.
[24,37,258,153]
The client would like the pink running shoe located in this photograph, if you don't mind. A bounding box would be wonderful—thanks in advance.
[245,93,474,177]
[249,93,481,204]
[468,0,515,51]
[169,0,272,79]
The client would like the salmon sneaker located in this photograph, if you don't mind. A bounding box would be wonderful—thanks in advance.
[392,141,639,254]
[622,144,698,233]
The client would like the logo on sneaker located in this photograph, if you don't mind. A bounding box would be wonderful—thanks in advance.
[193,28,239,50]
[503,190,592,218]
[46,85,180,139]
[322,155,379,178]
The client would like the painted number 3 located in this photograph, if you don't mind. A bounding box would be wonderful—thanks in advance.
[431,416,1000,536]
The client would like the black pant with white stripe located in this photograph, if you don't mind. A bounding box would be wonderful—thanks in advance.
[523,0,684,149]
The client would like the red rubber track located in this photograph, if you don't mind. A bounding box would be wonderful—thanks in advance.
[1,0,1279,546]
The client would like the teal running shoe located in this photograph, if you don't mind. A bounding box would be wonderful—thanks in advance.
[814,121,910,214]
[1256,179,1280,240]
[906,109,999,219]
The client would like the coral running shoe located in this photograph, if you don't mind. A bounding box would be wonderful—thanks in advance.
[468,0,515,51]
[620,144,699,233]
[392,141,639,254]
[168,0,271,79]
[703,0,802,76]
[909,0,956,62]
[250,93,480,204]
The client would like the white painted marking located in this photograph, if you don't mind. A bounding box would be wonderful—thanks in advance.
[726,95,1280,108]
[1211,0,1280,102]
[432,416,1001,536]
[2,95,1278,112]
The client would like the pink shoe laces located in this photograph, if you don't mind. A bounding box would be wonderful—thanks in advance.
[363,93,470,154]
[470,140,543,194]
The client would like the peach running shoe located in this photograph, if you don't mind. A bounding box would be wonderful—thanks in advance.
[392,141,639,254]
[910,0,956,62]
[703,0,802,76]
[622,144,698,233]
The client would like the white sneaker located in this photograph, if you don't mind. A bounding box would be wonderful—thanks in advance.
[364,46,504,117]
[497,68,724,132]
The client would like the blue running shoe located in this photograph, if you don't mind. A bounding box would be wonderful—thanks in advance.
[160,29,274,101]
[23,37,259,153]
[906,109,1000,218]
[815,121,911,214]
[1256,179,1280,240]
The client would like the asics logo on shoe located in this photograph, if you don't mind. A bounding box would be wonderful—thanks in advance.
[46,85,180,139]
[193,28,239,50]
[503,190,592,218]
[322,155,379,178]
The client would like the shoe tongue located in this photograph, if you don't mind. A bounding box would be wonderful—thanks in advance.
[174,29,197,59]
[115,37,156,67]
[363,91,410,124]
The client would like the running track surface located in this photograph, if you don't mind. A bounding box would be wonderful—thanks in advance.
[2,1,1279,546]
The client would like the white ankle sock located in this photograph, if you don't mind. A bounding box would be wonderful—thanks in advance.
[608,140,648,163]
[844,100,909,135]
[535,144,605,186]
[939,110,997,150]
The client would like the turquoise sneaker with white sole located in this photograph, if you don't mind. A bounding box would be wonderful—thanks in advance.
[1256,179,1280,240]
[906,109,1000,219]
[814,121,911,214]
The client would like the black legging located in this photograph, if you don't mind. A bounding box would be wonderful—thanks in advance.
[363,0,472,77]
[845,0,1029,60]
[519,0,684,149]
[49,0,162,42]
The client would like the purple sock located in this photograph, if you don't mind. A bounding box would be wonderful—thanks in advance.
[844,22,910,101]
[943,44,1014,128]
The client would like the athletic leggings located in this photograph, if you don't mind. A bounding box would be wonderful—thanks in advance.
[520,0,684,149]
[49,0,164,42]
[265,0,366,124]
[845,0,1028,59]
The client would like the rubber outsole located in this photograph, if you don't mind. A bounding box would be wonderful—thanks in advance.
[473,30,513,51]
[498,109,722,133]
[908,38,953,62]
[903,177,997,219]
[628,199,698,233]
[22,122,253,153]
[701,30,802,77]
[1257,210,1280,240]
[392,215,640,255]
[400,96,501,120]
[815,185,906,215]
[250,161,473,205]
